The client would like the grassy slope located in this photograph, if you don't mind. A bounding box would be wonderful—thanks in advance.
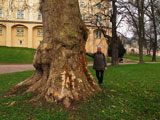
[0,64,160,119]
[0,46,36,64]
[124,54,160,62]
[0,46,95,64]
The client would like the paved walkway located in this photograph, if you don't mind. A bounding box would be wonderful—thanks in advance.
[88,62,137,66]
[0,61,160,75]
[0,64,35,75]
[0,62,137,75]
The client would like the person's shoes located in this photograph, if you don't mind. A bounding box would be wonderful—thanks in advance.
[98,83,103,87]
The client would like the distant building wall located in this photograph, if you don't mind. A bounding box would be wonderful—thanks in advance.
[0,25,6,46]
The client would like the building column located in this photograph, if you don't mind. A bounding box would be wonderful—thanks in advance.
[89,29,95,53]
[6,24,12,47]
[28,27,33,48]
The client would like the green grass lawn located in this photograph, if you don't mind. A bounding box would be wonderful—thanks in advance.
[86,56,93,62]
[0,46,95,64]
[124,54,160,62]
[0,64,160,119]
[0,46,36,64]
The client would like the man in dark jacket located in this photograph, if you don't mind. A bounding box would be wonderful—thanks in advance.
[87,46,107,85]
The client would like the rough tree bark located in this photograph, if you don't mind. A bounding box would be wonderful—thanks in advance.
[13,0,100,108]
[111,0,119,66]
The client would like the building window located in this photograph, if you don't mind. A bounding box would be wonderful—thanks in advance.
[37,28,43,36]
[19,40,23,45]
[0,9,2,18]
[82,15,86,21]
[17,10,24,19]
[80,2,85,7]
[38,11,42,20]
[96,4,101,9]
[0,26,2,35]
[16,27,24,36]
[96,16,102,24]
[96,31,101,39]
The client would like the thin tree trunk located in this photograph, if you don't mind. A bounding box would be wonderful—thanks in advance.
[149,39,152,56]
[147,49,149,55]
[13,0,100,108]
[151,0,157,62]
[137,0,144,63]
[111,0,119,66]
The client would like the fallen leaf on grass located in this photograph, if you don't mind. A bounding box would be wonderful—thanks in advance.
[121,110,124,113]
[125,100,128,103]
[28,118,34,120]
[8,101,15,106]
[116,83,120,86]
[111,105,116,108]
[120,109,127,114]
[111,90,117,92]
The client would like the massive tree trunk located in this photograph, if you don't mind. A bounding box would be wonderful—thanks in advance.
[111,0,119,66]
[14,0,100,108]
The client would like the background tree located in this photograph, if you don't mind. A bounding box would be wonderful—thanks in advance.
[145,0,159,61]
[111,0,119,65]
[120,0,147,63]
[120,0,160,62]
[12,0,100,108]
[85,0,125,66]
[144,24,154,56]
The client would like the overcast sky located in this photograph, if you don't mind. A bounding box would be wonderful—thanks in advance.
[117,14,133,38]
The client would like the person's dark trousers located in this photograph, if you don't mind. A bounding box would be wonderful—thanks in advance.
[96,70,104,84]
